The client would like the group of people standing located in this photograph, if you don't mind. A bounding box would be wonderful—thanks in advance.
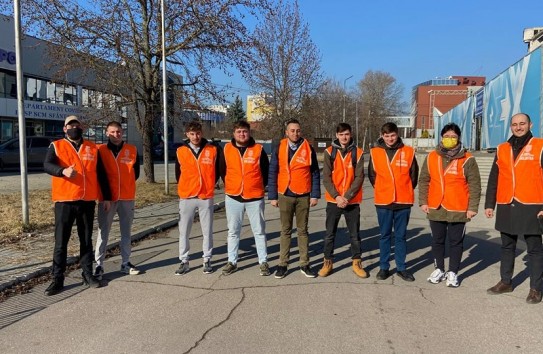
[42,112,543,304]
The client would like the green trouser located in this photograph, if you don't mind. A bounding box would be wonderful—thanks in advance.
[278,194,310,267]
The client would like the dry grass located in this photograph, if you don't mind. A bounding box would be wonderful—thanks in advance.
[0,182,178,245]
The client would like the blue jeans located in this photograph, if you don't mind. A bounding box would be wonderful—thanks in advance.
[225,196,267,264]
[376,207,411,271]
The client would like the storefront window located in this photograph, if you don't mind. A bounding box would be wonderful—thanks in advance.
[1,120,14,143]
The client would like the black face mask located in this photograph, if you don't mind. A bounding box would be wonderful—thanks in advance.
[66,127,83,140]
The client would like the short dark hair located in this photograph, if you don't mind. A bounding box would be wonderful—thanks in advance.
[185,120,202,133]
[284,118,300,129]
[233,120,251,131]
[336,122,352,133]
[440,123,461,138]
[381,122,398,134]
[106,121,122,130]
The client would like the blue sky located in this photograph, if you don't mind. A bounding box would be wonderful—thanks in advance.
[216,0,543,104]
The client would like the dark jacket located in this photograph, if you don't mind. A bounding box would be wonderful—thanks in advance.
[322,138,364,201]
[43,137,112,201]
[268,137,321,200]
[368,137,418,209]
[418,145,481,223]
[485,132,543,235]
[175,138,222,184]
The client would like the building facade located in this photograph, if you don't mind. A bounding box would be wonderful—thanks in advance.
[411,76,485,137]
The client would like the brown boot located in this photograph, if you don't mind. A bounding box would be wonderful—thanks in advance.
[318,259,333,277]
[352,259,368,278]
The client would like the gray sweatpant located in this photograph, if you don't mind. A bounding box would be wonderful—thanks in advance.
[178,198,214,263]
[95,200,135,267]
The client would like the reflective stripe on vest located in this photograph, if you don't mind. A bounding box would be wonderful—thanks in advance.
[496,138,543,204]
[51,139,99,202]
[277,138,312,195]
[176,144,217,199]
[427,150,471,212]
[370,146,414,205]
[224,142,265,199]
[324,146,363,204]
[98,143,137,201]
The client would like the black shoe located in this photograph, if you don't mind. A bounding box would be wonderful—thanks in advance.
[44,278,64,296]
[82,273,101,288]
[300,265,317,278]
[397,270,415,282]
[275,265,288,279]
[376,269,390,280]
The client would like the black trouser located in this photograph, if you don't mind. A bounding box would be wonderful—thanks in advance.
[500,232,543,290]
[323,203,361,260]
[52,201,96,279]
[429,221,466,274]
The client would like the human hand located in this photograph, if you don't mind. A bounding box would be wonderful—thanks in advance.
[420,204,429,214]
[310,198,318,207]
[537,211,543,219]
[62,164,77,178]
[484,208,494,218]
[103,201,111,212]
[466,210,477,219]
[270,200,279,208]
[335,196,348,208]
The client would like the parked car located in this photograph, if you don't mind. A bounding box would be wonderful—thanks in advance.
[153,141,184,160]
[0,136,58,170]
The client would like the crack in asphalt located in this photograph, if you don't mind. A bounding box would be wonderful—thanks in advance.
[184,288,246,354]
[418,287,434,304]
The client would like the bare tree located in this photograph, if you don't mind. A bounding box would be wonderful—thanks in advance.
[356,70,405,147]
[241,0,322,138]
[300,78,344,140]
[7,0,269,182]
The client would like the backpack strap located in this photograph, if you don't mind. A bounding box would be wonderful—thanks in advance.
[330,146,358,169]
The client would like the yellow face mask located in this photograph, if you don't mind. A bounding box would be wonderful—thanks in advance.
[442,137,458,149]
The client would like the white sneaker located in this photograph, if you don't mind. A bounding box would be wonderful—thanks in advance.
[427,268,445,284]
[445,271,459,287]
[120,262,141,275]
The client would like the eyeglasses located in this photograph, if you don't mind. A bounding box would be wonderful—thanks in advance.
[510,122,528,127]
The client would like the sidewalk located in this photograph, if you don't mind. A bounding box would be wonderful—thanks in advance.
[3,175,543,352]
[0,191,224,293]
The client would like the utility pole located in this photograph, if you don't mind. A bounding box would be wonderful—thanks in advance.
[342,75,353,122]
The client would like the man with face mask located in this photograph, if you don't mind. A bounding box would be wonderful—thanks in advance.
[485,113,543,304]
[43,115,111,296]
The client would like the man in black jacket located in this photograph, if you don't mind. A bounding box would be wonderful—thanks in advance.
[485,113,543,304]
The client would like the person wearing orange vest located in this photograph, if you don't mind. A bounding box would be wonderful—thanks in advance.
[174,120,221,275]
[93,121,141,280]
[318,123,367,279]
[43,115,111,296]
[485,113,543,304]
[268,118,321,279]
[368,122,419,282]
[219,120,270,276]
[419,123,480,288]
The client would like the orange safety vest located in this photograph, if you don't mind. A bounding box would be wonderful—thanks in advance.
[324,146,363,204]
[224,142,265,199]
[427,150,472,212]
[176,143,217,199]
[51,139,99,202]
[370,146,415,205]
[496,138,543,204]
[98,143,137,201]
[277,138,312,195]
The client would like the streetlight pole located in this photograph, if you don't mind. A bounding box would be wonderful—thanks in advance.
[14,0,29,225]
[161,0,169,194]
[342,75,353,122]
